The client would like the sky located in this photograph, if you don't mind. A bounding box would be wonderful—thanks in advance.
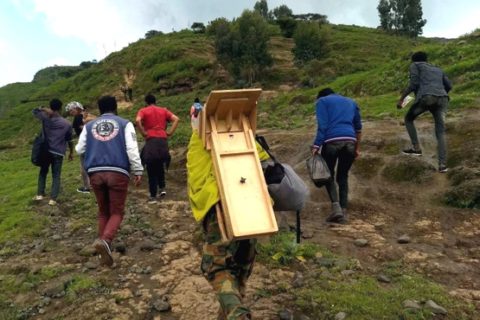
[0,0,479,88]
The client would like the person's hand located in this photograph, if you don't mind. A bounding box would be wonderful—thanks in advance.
[133,175,142,187]
[68,153,74,161]
[311,146,320,156]
[396,99,404,109]
[355,149,360,159]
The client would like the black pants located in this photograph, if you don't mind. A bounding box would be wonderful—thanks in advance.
[146,160,166,197]
[321,141,356,209]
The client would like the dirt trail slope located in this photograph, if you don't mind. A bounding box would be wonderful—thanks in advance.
[1,109,480,319]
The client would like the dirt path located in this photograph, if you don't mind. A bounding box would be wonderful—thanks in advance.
[2,110,480,319]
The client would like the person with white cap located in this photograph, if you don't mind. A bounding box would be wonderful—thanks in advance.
[66,101,96,193]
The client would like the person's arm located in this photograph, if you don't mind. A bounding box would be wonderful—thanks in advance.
[125,122,143,186]
[397,63,420,108]
[135,111,147,138]
[66,127,74,161]
[353,105,362,158]
[68,141,74,161]
[443,73,452,93]
[75,125,87,155]
[167,114,180,136]
[312,99,327,154]
[32,107,51,120]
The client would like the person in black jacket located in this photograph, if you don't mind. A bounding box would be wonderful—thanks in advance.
[397,51,452,173]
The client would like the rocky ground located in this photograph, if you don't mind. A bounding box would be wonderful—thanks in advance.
[1,109,480,319]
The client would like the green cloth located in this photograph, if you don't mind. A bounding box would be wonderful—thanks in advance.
[187,132,270,222]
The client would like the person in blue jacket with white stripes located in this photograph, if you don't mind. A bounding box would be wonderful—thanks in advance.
[312,88,362,224]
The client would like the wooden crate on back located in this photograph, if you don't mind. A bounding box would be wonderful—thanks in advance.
[199,89,278,240]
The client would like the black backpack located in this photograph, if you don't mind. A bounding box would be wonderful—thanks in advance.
[31,127,50,166]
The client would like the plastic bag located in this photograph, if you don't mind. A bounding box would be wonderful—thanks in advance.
[306,154,331,187]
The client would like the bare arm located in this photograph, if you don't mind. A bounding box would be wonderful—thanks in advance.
[135,115,147,138]
[167,114,180,136]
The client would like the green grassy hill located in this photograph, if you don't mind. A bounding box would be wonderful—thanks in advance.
[1,23,480,320]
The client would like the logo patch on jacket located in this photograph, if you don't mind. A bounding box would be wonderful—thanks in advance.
[92,119,119,141]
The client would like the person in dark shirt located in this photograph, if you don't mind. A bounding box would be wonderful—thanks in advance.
[397,51,452,173]
[33,99,73,205]
[66,101,97,193]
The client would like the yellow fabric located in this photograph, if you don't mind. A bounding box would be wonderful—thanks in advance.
[187,131,270,222]
[187,132,219,222]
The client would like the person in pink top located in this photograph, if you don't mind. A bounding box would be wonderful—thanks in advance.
[136,94,179,203]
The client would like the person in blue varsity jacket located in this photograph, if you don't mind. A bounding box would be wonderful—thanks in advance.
[311,88,362,224]
[75,96,143,267]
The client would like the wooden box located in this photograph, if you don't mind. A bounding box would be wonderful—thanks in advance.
[200,89,278,240]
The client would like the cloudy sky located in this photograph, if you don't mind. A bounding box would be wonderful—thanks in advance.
[1,0,479,87]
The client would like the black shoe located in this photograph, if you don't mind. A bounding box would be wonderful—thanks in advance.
[160,190,167,197]
[438,165,448,173]
[402,148,422,156]
[93,239,113,267]
[147,196,157,204]
[77,187,91,193]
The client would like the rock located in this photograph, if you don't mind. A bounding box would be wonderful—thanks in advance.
[425,300,447,315]
[301,229,314,239]
[341,270,355,277]
[278,309,293,320]
[292,272,304,288]
[398,235,411,244]
[42,281,65,298]
[114,242,126,254]
[79,245,96,257]
[354,239,369,247]
[152,298,171,312]
[377,274,391,283]
[84,260,99,269]
[335,311,347,320]
[315,258,335,268]
[52,234,62,241]
[403,299,421,310]
[121,225,134,234]
[140,240,156,251]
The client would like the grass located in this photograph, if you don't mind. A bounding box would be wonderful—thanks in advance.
[65,274,101,303]
[294,261,476,319]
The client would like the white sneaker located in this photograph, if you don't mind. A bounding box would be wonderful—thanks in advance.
[33,195,44,201]
[48,199,57,206]
[160,190,167,197]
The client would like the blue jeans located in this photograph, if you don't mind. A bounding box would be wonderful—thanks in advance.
[37,153,64,200]
[321,141,356,209]
[405,95,448,165]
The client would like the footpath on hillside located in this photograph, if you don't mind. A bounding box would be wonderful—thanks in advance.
[1,109,480,320]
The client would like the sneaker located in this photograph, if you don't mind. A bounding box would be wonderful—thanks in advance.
[93,239,113,267]
[77,187,91,194]
[160,190,167,197]
[325,202,344,223]
[48,199,57,206]
[33,195,44,201]
[147,197,157,204]
[438,165,448,173]
[402,148,422,156]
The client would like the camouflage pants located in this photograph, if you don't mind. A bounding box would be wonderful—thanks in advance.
[201,208,256,320]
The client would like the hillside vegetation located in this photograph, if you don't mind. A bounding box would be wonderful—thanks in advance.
[1,23,480,320]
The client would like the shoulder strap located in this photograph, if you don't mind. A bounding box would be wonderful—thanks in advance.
[255,135,278,163]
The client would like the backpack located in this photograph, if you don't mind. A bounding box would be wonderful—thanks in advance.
[31,127,50,166]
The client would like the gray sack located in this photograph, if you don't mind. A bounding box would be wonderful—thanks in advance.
[264,162,309,211]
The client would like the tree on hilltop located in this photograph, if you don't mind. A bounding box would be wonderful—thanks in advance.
[254,0,270,20]
[377,0,427,37]
[208,11,272,86]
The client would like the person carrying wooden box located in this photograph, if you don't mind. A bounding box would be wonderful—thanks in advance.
[187,89,276,320]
